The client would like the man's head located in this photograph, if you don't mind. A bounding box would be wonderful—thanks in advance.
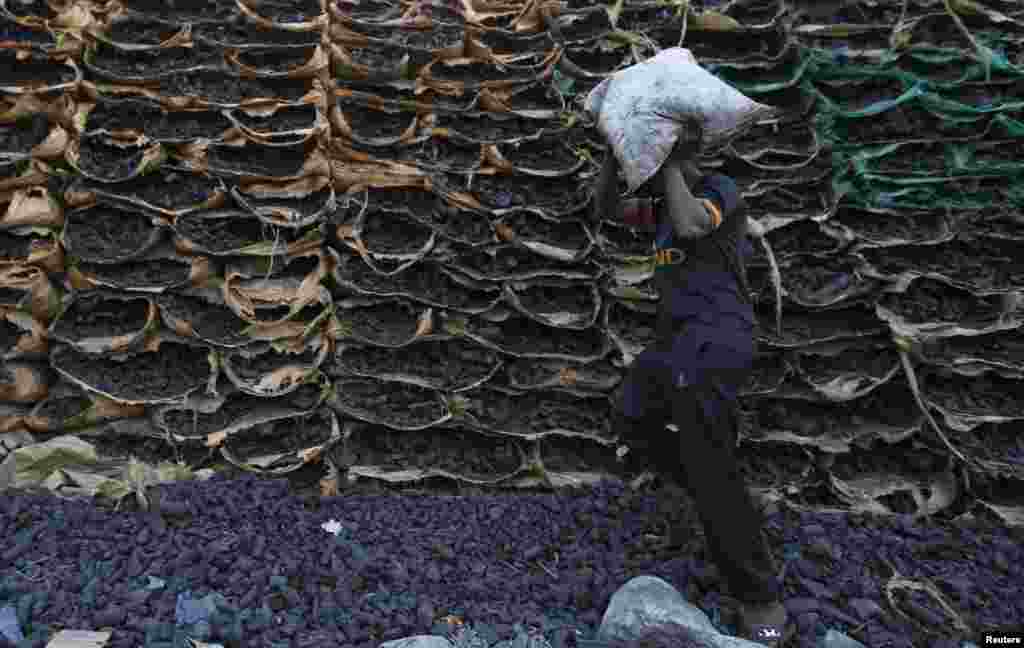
[669,119,704,186]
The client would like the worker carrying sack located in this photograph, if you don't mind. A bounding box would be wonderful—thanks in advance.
[584,47,776,195]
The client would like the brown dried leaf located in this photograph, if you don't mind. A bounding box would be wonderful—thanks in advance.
[495,222,516,242]
[93,394,145,419]
[559,367,577,386]
[0,365,49,402]
[206,430,228,448]
[415,307,434,337]
[2,187,63,230]
[320,475,339,496]
[300,445,322,464]
[31,126,70,159]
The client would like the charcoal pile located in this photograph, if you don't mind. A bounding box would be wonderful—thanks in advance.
[1,0,1024,644]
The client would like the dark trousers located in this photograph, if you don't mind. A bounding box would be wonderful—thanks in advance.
[614,362,781,605]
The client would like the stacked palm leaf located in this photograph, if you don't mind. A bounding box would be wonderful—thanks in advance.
[0,0,1022,526]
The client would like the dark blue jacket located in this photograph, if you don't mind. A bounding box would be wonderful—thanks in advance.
[619,174,755,421]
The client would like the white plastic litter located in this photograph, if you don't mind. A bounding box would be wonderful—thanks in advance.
[584,48,776,194]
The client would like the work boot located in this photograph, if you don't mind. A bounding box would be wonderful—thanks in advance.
[739,600,795,647]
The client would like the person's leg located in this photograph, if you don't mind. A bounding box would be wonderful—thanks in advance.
[667,379,780,605]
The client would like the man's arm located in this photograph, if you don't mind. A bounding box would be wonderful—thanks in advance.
[661,159,717,239]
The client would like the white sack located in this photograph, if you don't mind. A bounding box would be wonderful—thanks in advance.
[584,47,776,194]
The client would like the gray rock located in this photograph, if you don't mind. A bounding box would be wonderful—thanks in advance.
[596,575,768,647]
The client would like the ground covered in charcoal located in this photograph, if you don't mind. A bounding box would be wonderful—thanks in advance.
[1,473,1022,648]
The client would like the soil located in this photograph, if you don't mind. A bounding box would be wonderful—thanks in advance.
[89,42,221,79]
[32,390,92,426]
[194,19,321,47]
[968,139,1024,167]
[238,184,333,220]
[224,408,334,468]
[0,15,53,46]
[52,342,208,401]
[961,211,1024,241]
[174,212,283,253]
[335,0,399,21]
[363,186,437,219]
[469,314,606,359]
[154,70,311,105]
[922,368,1024,418]
[249,301,324,327]
[557,9,611,43]
[343,42,403,71]
[128,0,237,23]
[835,207,946,244]
[237,46,316,74]
[861,238,1024,291]
[338,299,423,346]
[330,338,501,392]
[65,205,156,262]
[158,292,249,346]
[922,327,1024,369]
[732,121,817,156]
[153,109,234,142]
[797,342,899,383]
[453,245,586,281]
[501,84,563,115]
[465,387,611,440]
[228,346,321,380]
[342,259,499,311]
[783,255,867,305]
[437,114,545,143]
[419,202,494,246]
[607,301,658,348]
[360,211,433,255]
[0,231,36,262]
[878,276,1005,325]
[1,0,55,20]
[538,434,622,473]
[75,136,146,182]
[0,51,75,87]
[340,102,416,140]
[401,137,481,171]
[742,350,791,395]
[461,173,589,214]
[766,219,844,257]
[0,113,49,155]
[79,258,191,290]
[52,293,150,341]
[85,99,163,135]
[105,16,183,46]
[343,423,522,480]
[0,317,21,354]
[473,29,552,56]
[333,377,447,428]
[432,59,526,84]
[233,103,317,133]
[754,303,886,346]
[95,167,221,210]
[246,0,323,24]
[954,419,1024,466]
[501,135,580,171]
[162,392,281,438]
[513,282,597,322]
[0,287,24,306]
[207,142,307,177]
[830,105,988,147]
